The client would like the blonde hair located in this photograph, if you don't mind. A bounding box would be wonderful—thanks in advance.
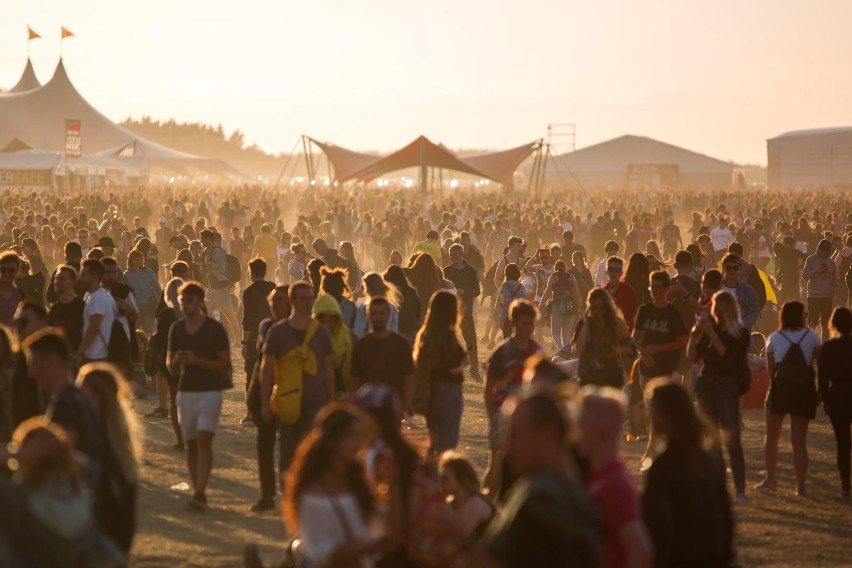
[711,291,745,338]
[77,363,143,483]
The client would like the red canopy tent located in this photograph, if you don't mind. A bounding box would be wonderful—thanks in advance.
[306,135,540,190]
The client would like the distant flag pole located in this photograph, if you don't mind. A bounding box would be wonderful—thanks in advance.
[27,25,41,58]
[60,26,74,58]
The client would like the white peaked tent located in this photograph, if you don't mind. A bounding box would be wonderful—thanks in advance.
[546,135,737,190]
[2,58,41,94]
[0,58,241,176]
[767,127,852,189]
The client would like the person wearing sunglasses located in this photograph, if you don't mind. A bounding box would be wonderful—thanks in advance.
[719,253,761,330]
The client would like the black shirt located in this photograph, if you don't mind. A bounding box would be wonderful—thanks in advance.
[818,336,852,406]
[643,446,734,568]
[696,325,749,376]
[242,280,275,338]
[635,303,688,376]
[168,317,230,392]
[352,332,415,398]
[47,383,103,473]
[47,297,85,353]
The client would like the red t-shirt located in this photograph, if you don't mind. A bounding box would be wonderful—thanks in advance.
[605,281,637,333]
[586,459,642,568]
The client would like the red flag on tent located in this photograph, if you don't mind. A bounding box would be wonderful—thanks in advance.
[61,26,74,39]
[27,26,41,40]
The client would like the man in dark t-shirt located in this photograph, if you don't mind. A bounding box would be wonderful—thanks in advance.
[167,282,231,512]
[351,296,415,410]
[633,271,688,383]
[241,258,275,389]
[46,264,85,352]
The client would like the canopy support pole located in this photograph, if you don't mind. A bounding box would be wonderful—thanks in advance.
[419,140,427,196]
[271,137,303,192]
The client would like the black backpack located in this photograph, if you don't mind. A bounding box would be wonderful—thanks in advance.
[772,331,814,389]
[225,252,242,284]
[97,300,132,367]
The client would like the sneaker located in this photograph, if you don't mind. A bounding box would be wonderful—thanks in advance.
[250,497,276,513]
[754,479,777,494]
[735,494,751,506]
[240,414,253,425]
[145,407,169,419]
[795,485,808,497]
[187,493,208,512]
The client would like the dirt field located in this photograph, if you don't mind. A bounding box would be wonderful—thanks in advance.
[130,356,852,568]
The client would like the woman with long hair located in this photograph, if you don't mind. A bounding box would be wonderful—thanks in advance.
[642,381,734,568]
[383,265,422,344]
[123,249,161,334]
[568,250,594,309]
[307,257,326,298]
[439,453,494,541]
[283,404,386,568]
[687,291,751,505]
[320,267,357,330]
[624,252,652,306]
[413,291,468,453]
[539,260,582,356]
[406,253,442,325]
[575,288,632,388]
[0,418,124,567]
[77,363,143,554]
[756,301,821,496]
[339,241,364,296]
[817,307,852,499]
[353,272,401,337]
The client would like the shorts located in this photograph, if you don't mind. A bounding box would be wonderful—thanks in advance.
[176,390,223,441]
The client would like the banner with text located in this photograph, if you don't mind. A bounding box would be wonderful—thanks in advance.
[65,119,81,157]
[0,169,54,186]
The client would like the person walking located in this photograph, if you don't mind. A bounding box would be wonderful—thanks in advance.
[817,307,852,499]
[803,239,837,339]
[755,301,821,496]
[687,291,751,505]
[167,282,232,511]
[443,243,482,381]
[247,285,290,512]
[540,260,582,356]
[281,404,388,568]
[200,229,239,341]
[77,363,143,554]
[642,381,735,568]
[241,258,274,422]
[260,282,335,475]
[123,249,161,335]
[576,289,632,389]
[383,265,422,344]
[413,290,468,454]
[77,259,118,365]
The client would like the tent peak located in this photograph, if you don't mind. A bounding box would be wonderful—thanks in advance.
[5,57,42,94]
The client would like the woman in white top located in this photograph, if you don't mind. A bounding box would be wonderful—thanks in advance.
[756,301,822,496]
[284,405,387,568]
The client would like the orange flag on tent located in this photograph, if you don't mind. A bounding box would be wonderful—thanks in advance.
[61,26,74,39]
[27,26,41,40]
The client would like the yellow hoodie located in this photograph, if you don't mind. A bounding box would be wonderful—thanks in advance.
[312,294,354,391]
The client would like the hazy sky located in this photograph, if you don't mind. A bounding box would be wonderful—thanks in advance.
[3,0,852,164]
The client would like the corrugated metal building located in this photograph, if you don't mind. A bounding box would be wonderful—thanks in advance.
[767,127,852,189]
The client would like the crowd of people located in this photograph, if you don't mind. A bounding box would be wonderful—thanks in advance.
[0,183,851,567]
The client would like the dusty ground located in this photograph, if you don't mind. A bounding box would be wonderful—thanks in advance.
[130,354,852,568]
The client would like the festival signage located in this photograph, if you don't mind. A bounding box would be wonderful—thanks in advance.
[627,163,679,190]
[65,119,82,157]
[0,169,53,186]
